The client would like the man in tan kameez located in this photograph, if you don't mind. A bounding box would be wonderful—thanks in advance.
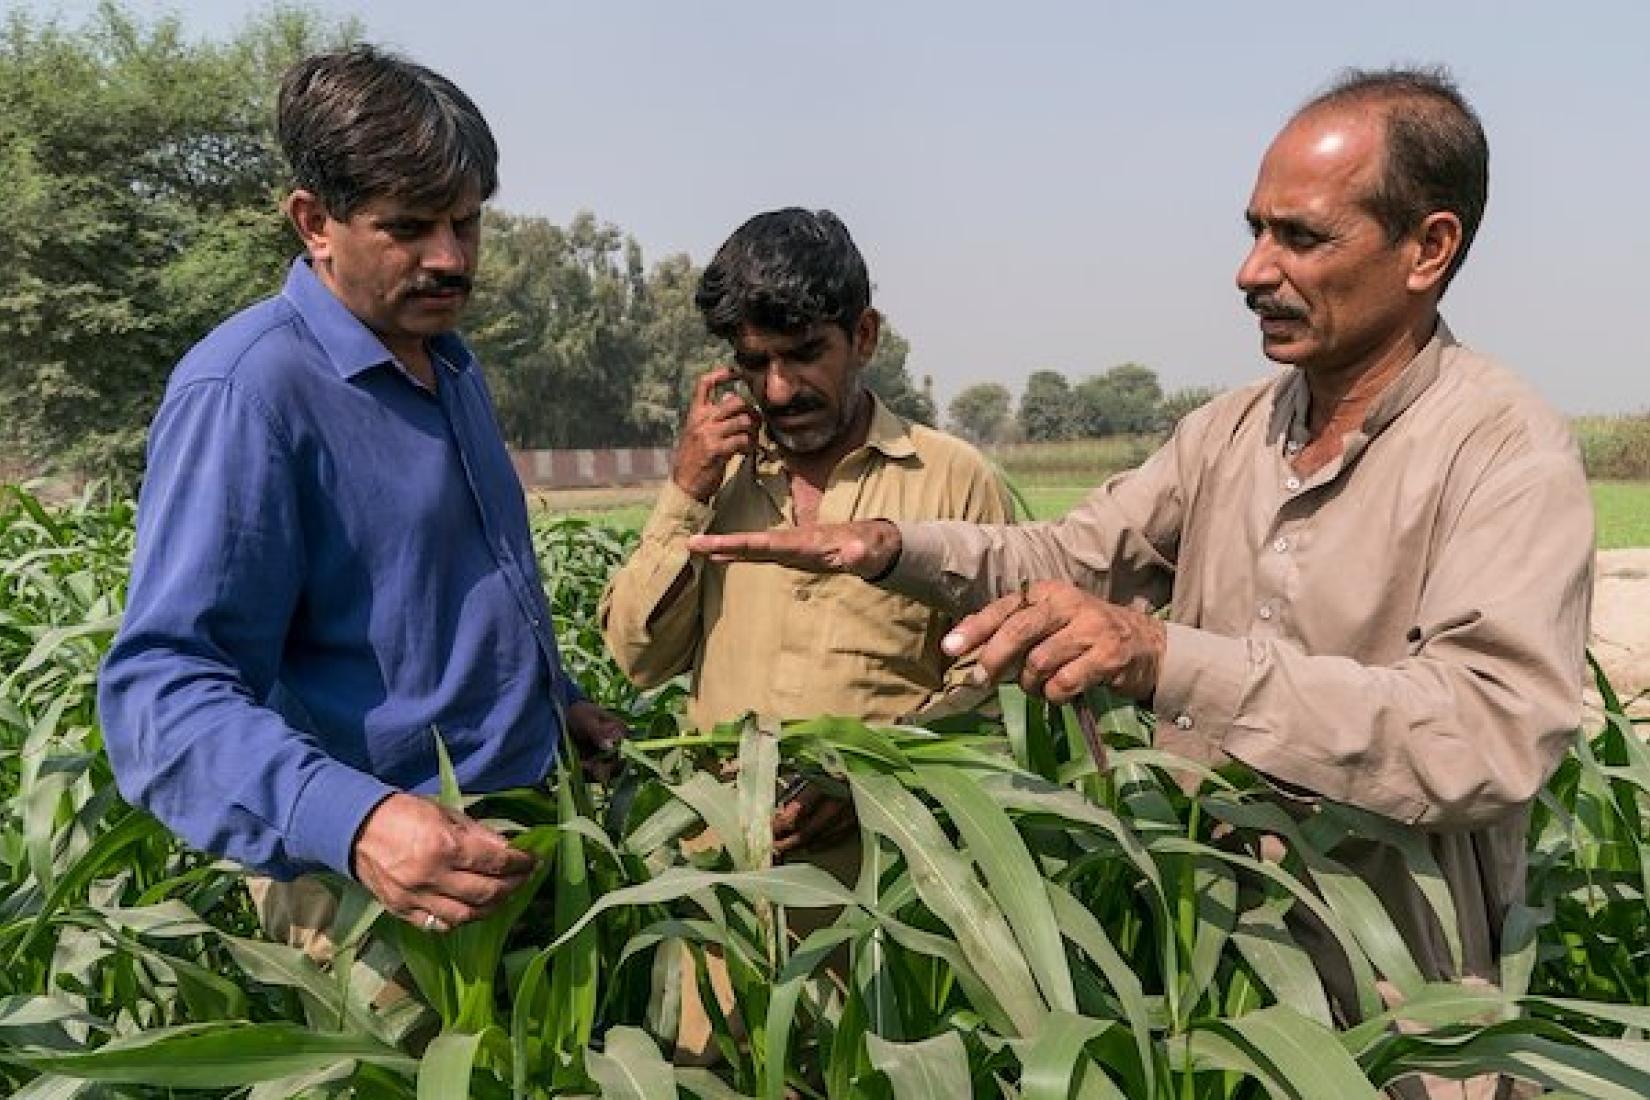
[601,207,1011,1060]
[688,69,1593,1099]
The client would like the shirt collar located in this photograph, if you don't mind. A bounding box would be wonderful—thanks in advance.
[280,257,474,382]
[750,390,914,476]
[1272,316,1454,447]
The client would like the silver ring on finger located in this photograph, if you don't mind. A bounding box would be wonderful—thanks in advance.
[421,912,443,933]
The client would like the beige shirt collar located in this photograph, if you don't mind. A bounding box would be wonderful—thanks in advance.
[1271,318,1455,480]
[749,390,916,481]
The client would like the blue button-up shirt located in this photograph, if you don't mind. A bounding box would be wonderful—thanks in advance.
[99,259,581,880]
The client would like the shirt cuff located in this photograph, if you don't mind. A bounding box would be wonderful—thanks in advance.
[884,521,971,609]
[1153,623,1251,740]
[284,763,399,879]
[644,480,715,541]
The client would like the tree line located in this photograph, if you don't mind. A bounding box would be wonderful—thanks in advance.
[947,367,1220,446]
[0,4,936,485]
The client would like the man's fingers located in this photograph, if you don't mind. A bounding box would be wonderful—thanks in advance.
[691,365,735,409]
[705,420,759,457]
[687,521,891,575]
[942,589,1038,661]
[689,529,804,564]
[772,785,854,856]
[428,868,531,909]
[452,829,538,878]
[775,796,854,856]
[1018,628,1096,695]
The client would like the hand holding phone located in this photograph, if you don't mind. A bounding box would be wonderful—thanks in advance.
[672,366,761,503]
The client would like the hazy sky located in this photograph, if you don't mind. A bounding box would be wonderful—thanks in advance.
[21,1,1650,415]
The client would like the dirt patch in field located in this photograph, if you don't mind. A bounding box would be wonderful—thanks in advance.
[1591,549,1650,715]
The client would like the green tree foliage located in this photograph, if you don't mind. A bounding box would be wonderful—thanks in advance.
[465,211,658,448]
[862,323,936,426]
[948,382,1013,444]
[1018,368,1078,442]
[631,252,722,443]
[1074,361,1165,437]
[0,3,355,481]
[1,2,939,472]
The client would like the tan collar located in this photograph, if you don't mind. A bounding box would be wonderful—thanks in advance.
[1271,318,1455,452]
[750,390,914,477]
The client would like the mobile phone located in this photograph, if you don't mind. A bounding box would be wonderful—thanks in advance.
[713,374,754,408]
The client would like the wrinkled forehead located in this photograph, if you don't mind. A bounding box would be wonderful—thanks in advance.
[1248,108,1385,211]
[732,321,843,357]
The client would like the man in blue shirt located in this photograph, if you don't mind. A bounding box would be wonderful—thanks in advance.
[99,46,626,936]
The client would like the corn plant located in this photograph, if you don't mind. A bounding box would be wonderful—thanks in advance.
[2,485,1650,1098]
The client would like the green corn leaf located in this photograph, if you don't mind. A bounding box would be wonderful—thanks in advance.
[585,1026,679,1100]
[1191,1005,1384,1100]
[866,1030,972,1099]
[761,925,858,1100]
[1045,883,1156,1094]
[848,769,1047,1036]
[1230,897,1334,1028]
[417,1027,500,1100]
[0,1022,416,1087]
[918,763,1077,1014]
[545,775,599,1064]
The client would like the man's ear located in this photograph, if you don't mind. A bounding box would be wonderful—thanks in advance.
[1407,211,1463,295]
[284,189,336,262]
[853,308,882,363]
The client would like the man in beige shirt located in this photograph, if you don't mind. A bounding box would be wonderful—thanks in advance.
[601,209,1011,842]
[602,207,1010,1060]
[689,71,1592,1097]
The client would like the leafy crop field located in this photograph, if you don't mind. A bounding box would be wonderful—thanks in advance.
[4,485,1650,1097]
[541,481,1650,549]
[1016,483,1650,549]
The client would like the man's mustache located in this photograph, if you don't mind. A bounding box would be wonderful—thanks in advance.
[763,396,827,419]
[1245,291,1307,321]
[407,274,474,296]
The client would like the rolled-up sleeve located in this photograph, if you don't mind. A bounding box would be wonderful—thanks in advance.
[99,380,395,878]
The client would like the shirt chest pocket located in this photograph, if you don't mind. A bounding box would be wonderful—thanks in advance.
[821,579,936,665]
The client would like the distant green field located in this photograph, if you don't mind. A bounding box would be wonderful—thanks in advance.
[1018,481,1650,550]
[545,474,1649,549]
[1593,481,1650,549]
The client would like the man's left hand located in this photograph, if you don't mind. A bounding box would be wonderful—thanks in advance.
[772,782,856,857]
[942,580,1166,704]
[567,700,629,779]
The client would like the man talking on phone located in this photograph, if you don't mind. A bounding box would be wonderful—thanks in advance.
[601,207,1010,1058]
[603,206,1011,766]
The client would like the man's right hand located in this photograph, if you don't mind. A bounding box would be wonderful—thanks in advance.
[673,366,762,502]
[351,792,537,932]
[687,518,902,580]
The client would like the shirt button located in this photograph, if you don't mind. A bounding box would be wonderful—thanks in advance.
[1272,537,1290,553]
[1285,440,1303,455]
[795,588,811,602]
[1174,713,1194,730]
[1283,476,1302,492]
[1258,605,1274,620]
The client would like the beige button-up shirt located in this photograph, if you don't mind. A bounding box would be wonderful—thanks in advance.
[888,322,1594,990]
[601,395,1013,731]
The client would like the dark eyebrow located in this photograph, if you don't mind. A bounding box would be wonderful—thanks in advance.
[1247,212,1328,238]
[375,215,432,232]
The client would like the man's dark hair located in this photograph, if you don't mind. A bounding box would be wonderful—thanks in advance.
[695,208,871,340]
[1303,65,1488,289]
[277,45,498,218]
